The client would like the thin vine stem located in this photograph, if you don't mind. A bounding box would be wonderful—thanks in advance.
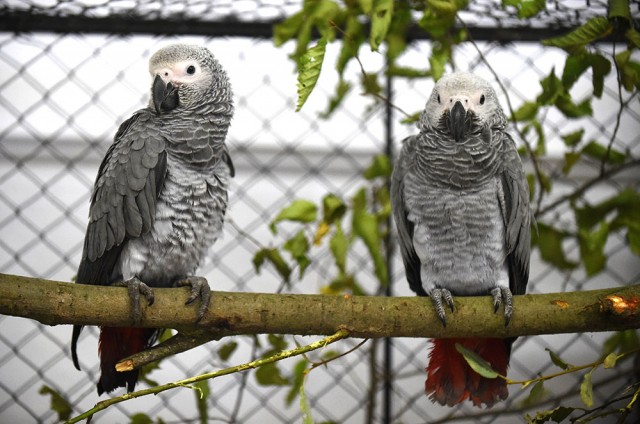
[66,329,350,424]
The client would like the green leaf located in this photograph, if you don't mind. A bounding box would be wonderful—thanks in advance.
[385,1,411,61]
[580,369,594,407]
[218,341,238,361]
[532,223,578,270]
[387,65,431,78]
[581,141,626,164]
[268,334,288,352]
[502,0,546,19]
[603,352,619,369]
[537,69,563,105]
[455,343,500,378]
[284,230,311,278]
[602,330,640,358]
[588,54,611,97]
[576,188,640,231]
[130,413,154,424]
[512,101,538,121]
[615,50,640,92]
[300,379,314,424]
[39,385,72,421]
[253,248,292,283]
[194,380,210,424]
[256,362,290,386]
[562,151,582,175]
[296,37,328,112]
[400,111,421,125]
[286,359,309,406]
[628,225,640,255]
[522,120,545,155]
[429,43,450,80]
[545,348,570,370]
[358,0,372,14]
[320,79,352,119]
[370,0,394,51]
[361,72,382,96]
[555,94,592,118]
[336,16,363,76]
[323,273,365,295]
[579,221,609,276]
[608,0,631,21]
[352,188,388,285]
[322,193,347,225]
[560,129,584,147]
[525,406,575,423]
[271,199,318,233]
[542,16,612,49]
[274,11,305,46]
[626,28,640,49]
[520,380,548,408]
[330,223,348,274]
[562,54,589,90]
[363,154,392,179]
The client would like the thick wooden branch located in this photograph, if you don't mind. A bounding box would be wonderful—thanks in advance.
[1,273,639,340]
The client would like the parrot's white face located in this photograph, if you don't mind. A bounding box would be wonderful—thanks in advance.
[150,59,211,93]
[147,44,217,113]
[420,72,505,138]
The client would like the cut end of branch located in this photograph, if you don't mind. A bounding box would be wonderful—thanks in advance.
[115,359,134,372]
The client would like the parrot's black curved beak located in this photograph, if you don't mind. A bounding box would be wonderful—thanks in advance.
[449,101,466,142]
[152,74,179,114]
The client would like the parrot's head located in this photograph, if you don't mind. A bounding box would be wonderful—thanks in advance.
[148,44,232,114]
[419,72,507,142]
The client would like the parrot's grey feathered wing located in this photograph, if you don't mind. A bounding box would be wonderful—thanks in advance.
[499,132,531,296]
[390,135,426,297]
[71,109,167,369]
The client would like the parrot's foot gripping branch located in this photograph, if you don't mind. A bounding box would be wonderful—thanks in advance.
[491,286,513,326]
[177,276,211,322]
[114,277,155,325]
[430,288,455,326]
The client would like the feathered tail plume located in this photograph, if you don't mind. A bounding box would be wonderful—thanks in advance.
[425,338,510,407]
[97,327,158,395]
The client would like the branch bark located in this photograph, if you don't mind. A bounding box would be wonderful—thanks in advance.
[1,273,640,339]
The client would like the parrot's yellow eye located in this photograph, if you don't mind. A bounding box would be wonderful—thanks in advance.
[187,65,196,75]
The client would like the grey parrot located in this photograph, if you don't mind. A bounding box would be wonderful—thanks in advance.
[390,72,530,407]
[70,44,234,395]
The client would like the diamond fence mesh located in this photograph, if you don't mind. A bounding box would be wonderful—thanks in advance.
[1,1,639,423]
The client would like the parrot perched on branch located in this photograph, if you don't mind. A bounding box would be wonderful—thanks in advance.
[71,44,234,395]
[391,72,531,407]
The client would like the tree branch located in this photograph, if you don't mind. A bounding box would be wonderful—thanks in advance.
[2,273,640,342]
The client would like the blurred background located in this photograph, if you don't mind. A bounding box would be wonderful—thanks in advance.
[0,1,639,423]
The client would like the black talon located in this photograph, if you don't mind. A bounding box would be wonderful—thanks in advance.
[430,288,454,327]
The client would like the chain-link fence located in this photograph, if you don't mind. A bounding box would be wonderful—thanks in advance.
[1,1,639,423]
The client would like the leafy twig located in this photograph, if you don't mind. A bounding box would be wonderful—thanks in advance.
[66,329,350,424]
[535,158,640,218]
[600,42,625,176]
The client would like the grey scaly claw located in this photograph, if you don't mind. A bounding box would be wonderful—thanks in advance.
[177,276,211,322]
[114,277,155,325]
[430,288,455,327]
[491,286,513,326]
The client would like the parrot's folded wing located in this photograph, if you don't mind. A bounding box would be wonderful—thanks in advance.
[391,135,426,297]
[499,133,531,296]
[80,110,167,274]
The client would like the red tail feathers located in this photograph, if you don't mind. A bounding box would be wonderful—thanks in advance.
[97,327,156,395]
[425,338,510,407]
